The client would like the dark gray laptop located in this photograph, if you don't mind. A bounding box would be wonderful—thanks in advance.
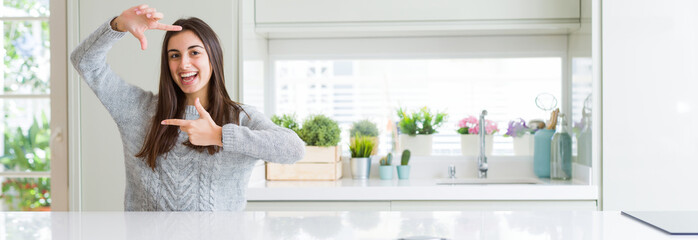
[622,211,698,235]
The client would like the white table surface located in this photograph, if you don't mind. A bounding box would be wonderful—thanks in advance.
[6,211,697,240]
[247,178,598,201]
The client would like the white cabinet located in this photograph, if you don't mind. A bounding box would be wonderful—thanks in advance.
[256,0,579,23]
[255,0,581,38]
[246,200,598,211]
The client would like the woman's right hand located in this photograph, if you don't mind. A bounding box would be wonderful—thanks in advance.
[111,4,182,50]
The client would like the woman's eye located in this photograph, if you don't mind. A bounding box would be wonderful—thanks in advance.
[191,51,200,56]
[169,54,180,59]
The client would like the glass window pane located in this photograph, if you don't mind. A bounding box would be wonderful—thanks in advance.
[1,98,50,172]
[274,58,562,156]
[1,0,49,17]
[2,20,50,94]
[0,177,50,211]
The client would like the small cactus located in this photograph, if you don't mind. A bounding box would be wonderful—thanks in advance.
[401,149,411,165]
[380,153,393,166]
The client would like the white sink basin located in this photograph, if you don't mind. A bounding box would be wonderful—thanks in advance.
[435,178,542,185]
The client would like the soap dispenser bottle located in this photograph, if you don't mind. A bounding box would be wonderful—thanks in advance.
[550,113,572,180]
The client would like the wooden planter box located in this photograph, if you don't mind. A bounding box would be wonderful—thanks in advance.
[266,146,342,181]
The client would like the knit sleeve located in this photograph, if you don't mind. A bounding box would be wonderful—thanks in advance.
[69,18,155,126]
[221,106,305,164]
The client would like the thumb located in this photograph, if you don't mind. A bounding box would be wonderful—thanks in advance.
[195,98,212,120]
[133,31,148,50]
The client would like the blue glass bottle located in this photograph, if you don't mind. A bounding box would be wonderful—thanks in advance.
[533,128,555,178]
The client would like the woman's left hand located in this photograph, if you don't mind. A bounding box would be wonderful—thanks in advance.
[161,98,223,146]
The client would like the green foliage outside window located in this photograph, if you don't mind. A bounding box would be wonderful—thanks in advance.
[3,0,51,93]
[1,0,52,211]
[0,112,51,210]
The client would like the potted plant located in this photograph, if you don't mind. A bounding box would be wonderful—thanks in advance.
[457,116,498,156]
[504,118,537,156]
[0,113,51,211]
[349,120,380,155]
[349,134,375,179]
[271,113,300,135]
[396,150,411,179]
[266,114,343,180]
[396,107,447,156]
[378,153,393,180]
[298,115,341,149]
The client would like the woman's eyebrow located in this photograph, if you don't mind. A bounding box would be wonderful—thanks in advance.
[168,45,204,53]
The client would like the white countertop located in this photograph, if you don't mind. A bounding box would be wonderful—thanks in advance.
[247,178,598,201]
[6,211,697,240]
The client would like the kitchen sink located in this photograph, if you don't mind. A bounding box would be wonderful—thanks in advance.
[435,178,542,185]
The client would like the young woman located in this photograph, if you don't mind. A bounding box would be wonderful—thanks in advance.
[70,4,305,211]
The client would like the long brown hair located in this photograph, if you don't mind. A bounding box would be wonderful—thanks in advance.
[136,17,246,170]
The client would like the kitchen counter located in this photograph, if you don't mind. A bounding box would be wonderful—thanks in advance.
[247,178,598,201]
[7,211,697,240]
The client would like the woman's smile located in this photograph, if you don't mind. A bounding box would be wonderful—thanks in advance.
[180,71,199,85]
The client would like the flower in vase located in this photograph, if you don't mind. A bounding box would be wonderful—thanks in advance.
[457,116,499,135]
[504,118,535,137]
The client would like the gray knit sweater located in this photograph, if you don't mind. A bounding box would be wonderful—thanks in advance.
[70,20,305,211]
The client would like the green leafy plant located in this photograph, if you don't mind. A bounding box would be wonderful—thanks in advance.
[349,120,379,137]
[0,112,51,211]
[3,0,51,94]
[379,153,393,166]
[396,107,447,136]
[271,113,300,134]
[401,150,411,166]
[298,115,341,147]
[350,134,375,158]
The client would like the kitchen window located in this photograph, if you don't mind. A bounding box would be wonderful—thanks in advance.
[259,35,568,155]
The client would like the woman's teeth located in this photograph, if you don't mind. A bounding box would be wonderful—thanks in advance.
[180,72,198,84]
[181,72,196,78]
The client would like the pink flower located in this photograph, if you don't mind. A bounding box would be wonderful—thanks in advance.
[457,116,498,135]
[457,116,478,128]
[485,120,499,135]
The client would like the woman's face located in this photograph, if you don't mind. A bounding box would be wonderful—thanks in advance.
[167,30,212,96]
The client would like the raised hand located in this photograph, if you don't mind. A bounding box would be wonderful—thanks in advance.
[112,4,183,50]
[161,98,223,146]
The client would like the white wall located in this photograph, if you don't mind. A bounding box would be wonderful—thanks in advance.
[75,0,238,211]
[240,0,268,110]
[240,0,270,183]
[603,0,698,210]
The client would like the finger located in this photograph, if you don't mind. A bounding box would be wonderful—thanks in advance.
[195,98,212,119]
[154,22,182,31]
[151,12,164,20]
[143,8,156,18]
[161,119,189,126]
[133,31,148,50]
[134,4,148,14]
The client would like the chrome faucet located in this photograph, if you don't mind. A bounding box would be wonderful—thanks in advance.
[478,110,488,178]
